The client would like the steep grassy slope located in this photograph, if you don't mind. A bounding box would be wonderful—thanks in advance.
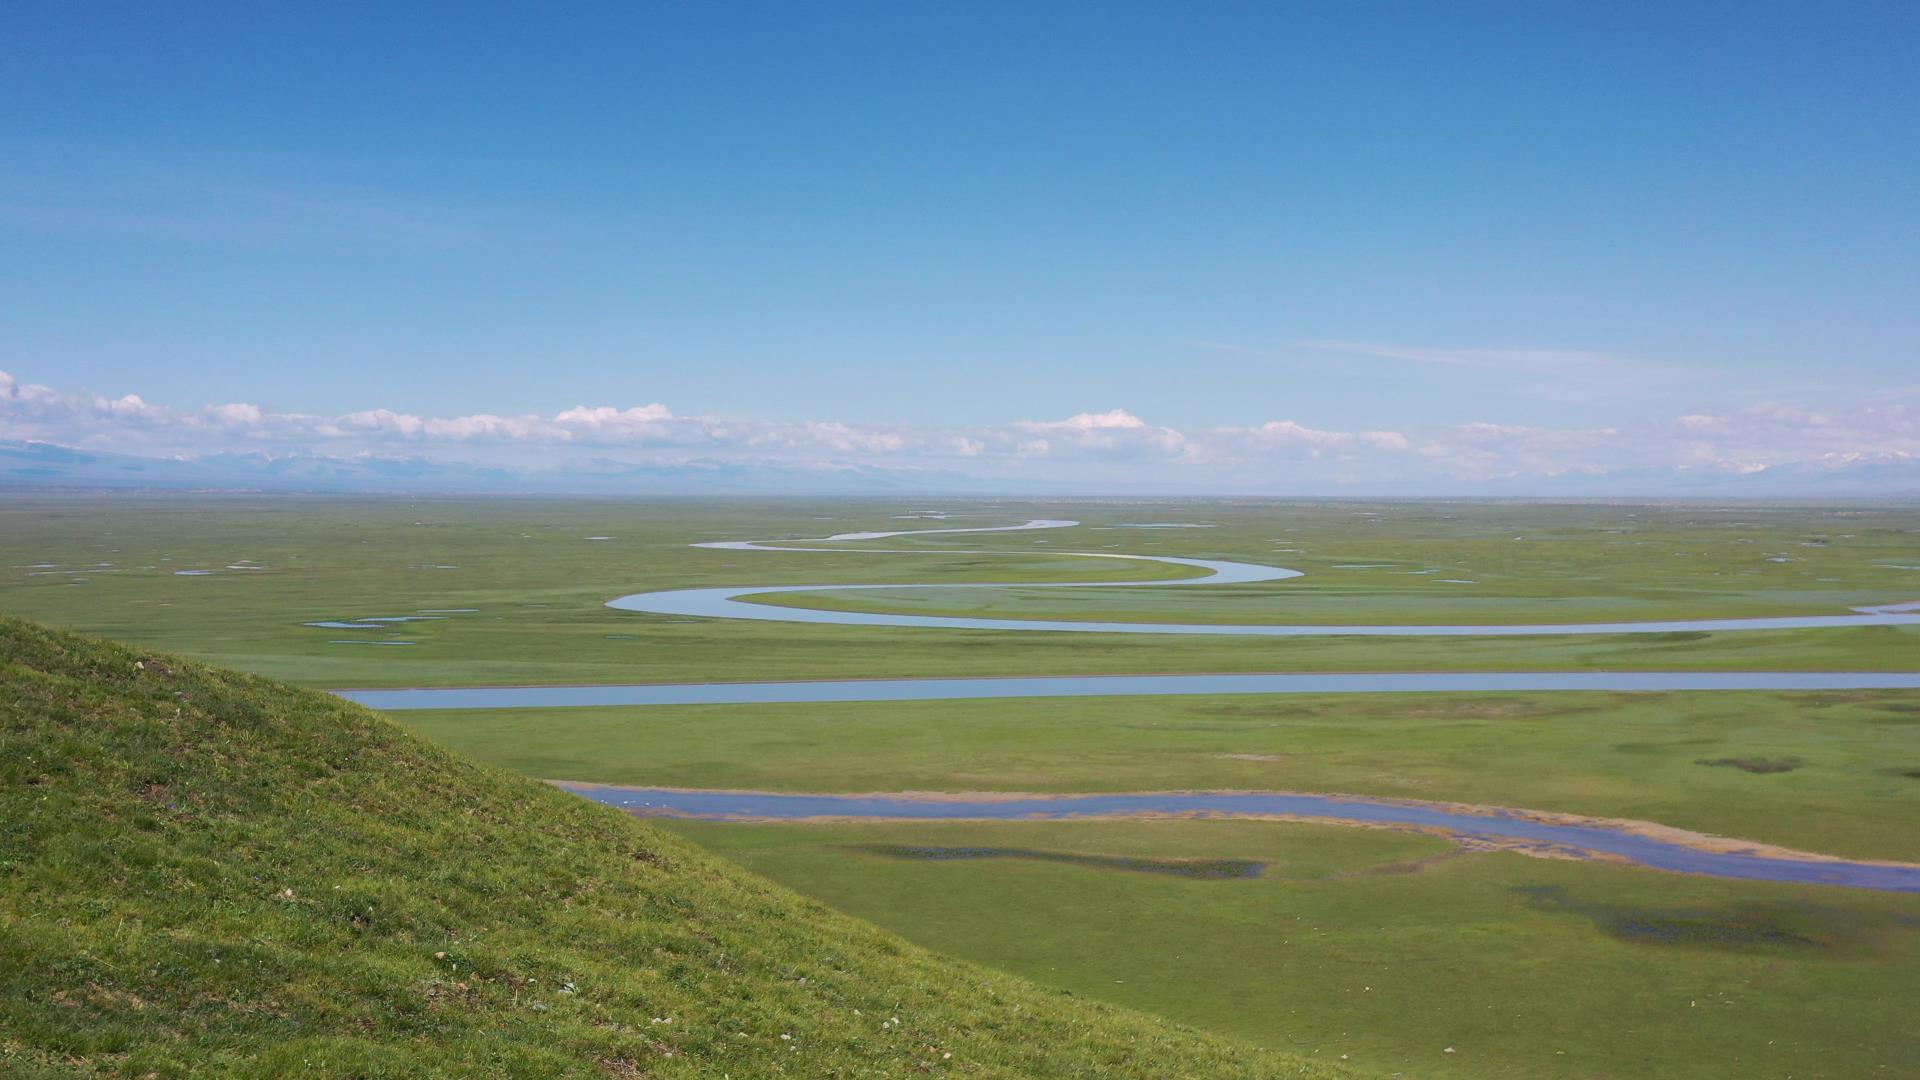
[0,618,1340,1079]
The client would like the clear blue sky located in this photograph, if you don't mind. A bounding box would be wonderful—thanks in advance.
[2,3,1916,490]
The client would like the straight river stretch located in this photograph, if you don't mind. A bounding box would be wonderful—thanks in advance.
[339,670,1920,711]
[337,519,1920,891]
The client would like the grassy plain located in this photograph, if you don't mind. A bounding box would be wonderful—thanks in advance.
[1,495,1917,688]
[675,818,1920,1080]
[0,618,1338,1078]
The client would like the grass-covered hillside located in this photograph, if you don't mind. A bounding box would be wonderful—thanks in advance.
[0,617,1340,1078]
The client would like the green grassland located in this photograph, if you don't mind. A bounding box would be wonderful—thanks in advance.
[1,495,1916,688]
[0,617,1340,1078]
[674,818,1920,1080]
[6,494,1919,1078]
[399,688,1920,862]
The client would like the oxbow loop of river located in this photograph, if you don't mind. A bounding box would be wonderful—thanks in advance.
[335,519,1920,892]
[605,518,1920,636]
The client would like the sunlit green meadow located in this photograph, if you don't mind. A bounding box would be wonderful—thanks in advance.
[6,493,1920,1078]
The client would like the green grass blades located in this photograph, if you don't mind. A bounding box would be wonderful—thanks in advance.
[0,617,1342,1078]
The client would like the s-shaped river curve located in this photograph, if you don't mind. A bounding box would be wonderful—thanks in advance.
[607,518,1920,637]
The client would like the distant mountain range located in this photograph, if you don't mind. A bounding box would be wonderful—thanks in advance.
[0,441,1002,495]
[1,439,1915,498]
[1475,456,1920,499]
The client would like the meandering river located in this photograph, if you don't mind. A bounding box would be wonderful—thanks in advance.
[339,519,1920,891]
[554,782,1920,893]
[606,519,1920,636]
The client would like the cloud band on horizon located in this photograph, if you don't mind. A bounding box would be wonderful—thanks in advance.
[1,369,1915,492]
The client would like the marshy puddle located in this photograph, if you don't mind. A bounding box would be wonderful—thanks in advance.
[1511,885,1918,951]
[305,615,444,630]
[854,844,1265,880]
[308,610,476,632]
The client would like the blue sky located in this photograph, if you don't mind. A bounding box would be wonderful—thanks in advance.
[2,3,1916,490]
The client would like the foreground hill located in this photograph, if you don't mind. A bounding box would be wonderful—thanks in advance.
[0,617,1339,1078]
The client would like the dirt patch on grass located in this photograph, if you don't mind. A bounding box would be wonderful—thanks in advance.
[1324,849,1466,880]
[851,844,1266,880]
[1614,737,1718,754]
[1783,691,1919,710]
[1695,756,1804,774]
[1869,702,1920,725]
[1123,721,1283,733]
[1392,699,1600,721]
[1175,706,1309,721]
[1192,699,1593,722]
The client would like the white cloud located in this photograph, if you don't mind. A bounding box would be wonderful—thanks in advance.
[2,368,1916,491]
[553,403,675,428]
[1044,409,1147,431]
[1007,409,1189,460]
